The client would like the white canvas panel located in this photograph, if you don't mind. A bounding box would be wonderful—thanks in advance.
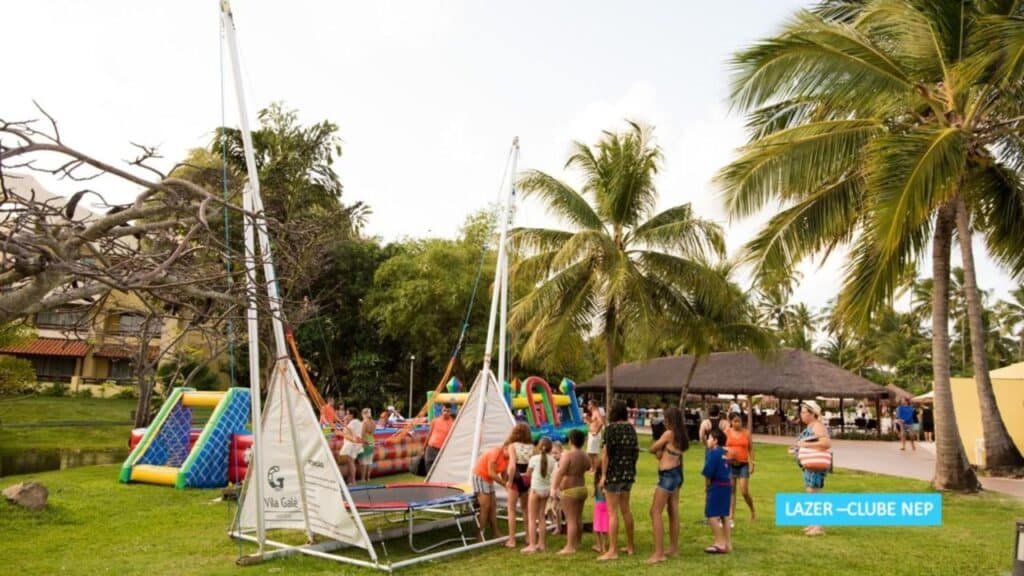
[426,369,514,485]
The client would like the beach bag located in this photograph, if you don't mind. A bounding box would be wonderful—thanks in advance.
[797,448,833,472]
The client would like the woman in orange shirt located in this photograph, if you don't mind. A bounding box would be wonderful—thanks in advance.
[725,413,755,523]
[472,443,510,540]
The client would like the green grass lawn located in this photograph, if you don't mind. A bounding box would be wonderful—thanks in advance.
[0,396,212,451]
[2,441,1021,576]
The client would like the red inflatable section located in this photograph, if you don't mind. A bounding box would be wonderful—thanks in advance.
[332,428,428,478]
[229,434,252,484]
[128,427,202,450]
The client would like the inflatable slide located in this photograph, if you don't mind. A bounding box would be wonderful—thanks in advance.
[119,387,250,488]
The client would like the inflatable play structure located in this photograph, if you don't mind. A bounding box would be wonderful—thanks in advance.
[328,426,428,477]
[427,375,586,442]
[119,387,250,488]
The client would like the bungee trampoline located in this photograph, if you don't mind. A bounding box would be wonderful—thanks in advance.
[347,482,480,553]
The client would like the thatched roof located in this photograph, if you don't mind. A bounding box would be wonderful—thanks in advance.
[884,384,915,404]
[579,349,888,399]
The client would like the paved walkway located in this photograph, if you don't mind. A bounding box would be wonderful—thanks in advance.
[753,434,1024,500]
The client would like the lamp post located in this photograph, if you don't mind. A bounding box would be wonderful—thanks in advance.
[408,355,416,419]
[1015,520,1024,576]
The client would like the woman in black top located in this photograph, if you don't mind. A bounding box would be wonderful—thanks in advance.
[599,400,638,561]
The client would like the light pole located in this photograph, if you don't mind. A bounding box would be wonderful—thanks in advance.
[408,355,416,419]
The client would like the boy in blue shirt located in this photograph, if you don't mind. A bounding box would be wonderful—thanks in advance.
[896,398,917,451]
[702,428,732,554]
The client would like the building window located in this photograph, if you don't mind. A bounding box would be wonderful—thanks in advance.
[30,356,78,382]
[116,314,158,336]
[35,308,89,330]
[109,359,133,382]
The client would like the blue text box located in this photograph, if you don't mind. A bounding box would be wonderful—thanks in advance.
[775,493,942,526]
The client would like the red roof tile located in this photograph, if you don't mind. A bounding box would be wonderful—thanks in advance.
[0,338,89,357]
[94,344,160,361]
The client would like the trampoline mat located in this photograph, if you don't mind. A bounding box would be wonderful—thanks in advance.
[347,483,473,511]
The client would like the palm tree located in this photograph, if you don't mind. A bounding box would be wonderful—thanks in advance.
[509,122,727,413]
[996,286,1024,361]
[671,263,776,407]
[717,0,1024,486]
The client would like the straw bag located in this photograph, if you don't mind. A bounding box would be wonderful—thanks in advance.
[797,448,833,472]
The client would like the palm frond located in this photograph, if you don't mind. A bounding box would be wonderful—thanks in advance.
[741,175,863,283]
[717,119,882,219]
[516,170,604,231]
[865,127,965,252]
[729,10,915,114]
[627,204,726,259]
[967,162,1024,278]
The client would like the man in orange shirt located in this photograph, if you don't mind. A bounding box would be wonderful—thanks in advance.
[424,405,454,474]
[319,397,338,430]
[472,444,510,540]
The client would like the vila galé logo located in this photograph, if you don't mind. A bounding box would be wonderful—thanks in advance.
[267,465,285,491]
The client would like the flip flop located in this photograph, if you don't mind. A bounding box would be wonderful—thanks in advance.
[704,545,728,554]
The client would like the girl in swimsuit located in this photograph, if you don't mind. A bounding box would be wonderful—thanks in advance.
[647,406,688,564]
[504,423,534,548]
[551,428,589,555]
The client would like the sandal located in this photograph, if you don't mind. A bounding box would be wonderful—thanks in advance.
[704,545,728,554]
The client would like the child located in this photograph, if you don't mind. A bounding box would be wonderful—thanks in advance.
[522,438,557,553]
[591,467,608,554]
[702,428,732,554]
[547,441,564,535]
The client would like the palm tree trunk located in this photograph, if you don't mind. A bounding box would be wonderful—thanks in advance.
[931,203,980,491]
[603,305,617,415]
[954,199,1024,473]
[678,355,700,408]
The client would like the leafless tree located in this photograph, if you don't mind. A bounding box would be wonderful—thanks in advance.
[0,105,326,425]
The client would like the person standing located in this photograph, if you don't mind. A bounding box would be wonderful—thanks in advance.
[702,428,732,554]
[339,407,363,485]
[598,400,638,561]
[522,438,557,554]
[584,399,606,472]
[699,404,727,446]
[504,423,534,548]
[726,413,755,524]
[551,429,589,555]
[896,398,917,451]
[358,408,376,482]
[647,406,687,564]
[793,400,830,536]
[424,404,454,473]
[319,396,338,430]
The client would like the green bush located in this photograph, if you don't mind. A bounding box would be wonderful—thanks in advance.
[115,387,138,400]
[72,388,94,398]
[0,356,37,396]
[157,359,221,391]
[40,381,67,397]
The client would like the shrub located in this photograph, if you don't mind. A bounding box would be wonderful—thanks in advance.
[72,388,94,398]
[115,387,138,400]
[40,381,67,397]
[0,356,37,396]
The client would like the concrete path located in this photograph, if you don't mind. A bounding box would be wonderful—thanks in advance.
[753,434,1024,500]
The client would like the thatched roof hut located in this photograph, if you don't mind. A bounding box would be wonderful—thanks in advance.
[579,349,888,400]
[884,384,915,404]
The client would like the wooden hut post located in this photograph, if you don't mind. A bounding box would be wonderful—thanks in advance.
[839,397,845,434]
[875,396,882,438]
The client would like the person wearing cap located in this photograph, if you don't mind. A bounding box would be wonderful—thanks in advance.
[792,400,830,536]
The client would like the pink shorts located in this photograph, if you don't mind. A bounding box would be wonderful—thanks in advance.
[593,501,609,533]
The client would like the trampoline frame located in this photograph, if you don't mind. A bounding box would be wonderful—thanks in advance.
[349,482,480,553]
[230,481,523,572]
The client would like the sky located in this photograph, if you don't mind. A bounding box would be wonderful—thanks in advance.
[3,0,1018,312]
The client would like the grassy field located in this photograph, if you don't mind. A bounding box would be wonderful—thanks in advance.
[2,441,1021,576]
[0,396,211,451]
